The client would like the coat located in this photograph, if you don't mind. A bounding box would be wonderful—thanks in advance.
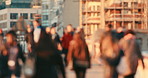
[100,31,121,78]
[26,27,65,78]
[119,38,144,74]
[67,40,91,69]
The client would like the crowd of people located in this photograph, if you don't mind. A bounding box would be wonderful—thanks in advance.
[0,20,145,78]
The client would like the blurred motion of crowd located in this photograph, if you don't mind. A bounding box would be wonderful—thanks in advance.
[0,20,145,78]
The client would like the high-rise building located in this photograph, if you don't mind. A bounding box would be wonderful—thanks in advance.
[80,0,102,36]
[41,0,64,27]
[63,0,148,37]
[0,0,33,9]
[0,8,40,31]
[104,0,148,30]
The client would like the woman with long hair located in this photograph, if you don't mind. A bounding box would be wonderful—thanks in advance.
[67,33,91,78]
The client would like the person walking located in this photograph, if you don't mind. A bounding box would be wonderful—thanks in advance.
[27,20,65,78]
[61,24,74,66]
[119,30,145,78]
[3,30,25,78]
[50,27,62,51]
[99,30,123,78]
[67,33,91,78]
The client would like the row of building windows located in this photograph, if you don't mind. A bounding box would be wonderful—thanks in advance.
[10,13,35,19]
[10,22,17,27]
[0,22,7,28]
[0,14,7,21]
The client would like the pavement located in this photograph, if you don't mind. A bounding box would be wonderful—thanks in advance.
[66,58,148,78]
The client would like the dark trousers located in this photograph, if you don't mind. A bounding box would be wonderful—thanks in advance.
[74,68,86,78]
[62,48,68,66]
[124,74,135,78]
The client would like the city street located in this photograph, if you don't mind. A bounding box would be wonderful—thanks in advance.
[66,58,148,78]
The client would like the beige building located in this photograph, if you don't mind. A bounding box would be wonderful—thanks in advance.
[63,0,148,37]
[104,0,148,30]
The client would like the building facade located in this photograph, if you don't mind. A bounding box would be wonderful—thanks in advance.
[104,0,148,30]
[41,0,64,27]
[0,8,40,32]
[80,0,102,36]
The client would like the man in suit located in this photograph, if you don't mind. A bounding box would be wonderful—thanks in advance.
[26,20,65,78]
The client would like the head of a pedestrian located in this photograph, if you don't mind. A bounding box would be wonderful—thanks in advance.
[46,27,51,34]
[27,25,32,33]
[66,24,73,33]
[105,24,113,32]
[33,20,40,28]
[6,30,17,45]
[117,26,123,33]
[124,30,136,40]
[50,27,56,35]
[73,33,81,41]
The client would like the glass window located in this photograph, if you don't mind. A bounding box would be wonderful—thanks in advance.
[20,13,28,19]
[10,22,17,27]
[42,4,48,9]
[42,15,48,20]
[30,13,35,19]
[10,13,18,19]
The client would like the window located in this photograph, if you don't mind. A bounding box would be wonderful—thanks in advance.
[10,22,16,27]
[42,4,48,9]
[20,13,28,19]
[10,13,18,19]
[123,2,128,7]
[42,15,48,20]
[97,6,100,10]
[30,13,35,19]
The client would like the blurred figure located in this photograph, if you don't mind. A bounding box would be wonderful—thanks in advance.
[61,24,74,66]
[76,27,85,40]
[0,29,4,50]
[100,31,122,78]
[116,27,124,40]
[26,25,33,53]
[27,20,65,78]
[50,27,62,51]
[46,27,51,34]
[119,30,145,78]
[0,28,3,44]
[105,24,113,32]
[2,30,25,78]
[67,33,91,78]
[66,24,74,35]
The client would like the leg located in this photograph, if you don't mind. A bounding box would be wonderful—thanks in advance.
[74,68,86,78]
[124,74,135,78]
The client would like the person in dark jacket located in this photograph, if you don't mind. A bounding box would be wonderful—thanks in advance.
[2,30,26,78]
[67,33,91,78]
[27,20,65,78]
[50,27,62,51]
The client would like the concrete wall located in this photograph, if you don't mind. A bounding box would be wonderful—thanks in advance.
[63,0,79,28]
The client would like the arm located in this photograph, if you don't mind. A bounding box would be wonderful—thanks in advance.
[67,41,75,64]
